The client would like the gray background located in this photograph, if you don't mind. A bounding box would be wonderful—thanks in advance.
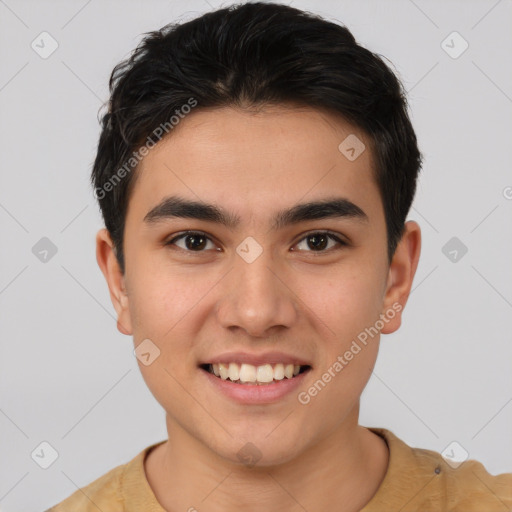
[0,0,511,510]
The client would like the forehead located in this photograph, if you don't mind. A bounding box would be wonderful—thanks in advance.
[127,106,383,227]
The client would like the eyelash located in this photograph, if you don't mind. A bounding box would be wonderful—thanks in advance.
[164,230,348,254]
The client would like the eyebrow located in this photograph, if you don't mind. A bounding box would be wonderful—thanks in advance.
[143,194,369,231]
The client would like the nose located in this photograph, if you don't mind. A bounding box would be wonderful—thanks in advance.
[215,248,298,338]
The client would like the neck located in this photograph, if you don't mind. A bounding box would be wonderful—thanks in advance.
[145,405,389,512]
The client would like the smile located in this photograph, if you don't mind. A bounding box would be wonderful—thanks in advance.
[202,362,311,385]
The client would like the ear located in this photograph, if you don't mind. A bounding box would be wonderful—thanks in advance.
[95,228,133,336]
[380,220,421,334]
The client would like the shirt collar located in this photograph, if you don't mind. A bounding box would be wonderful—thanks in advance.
[361,427,443,510]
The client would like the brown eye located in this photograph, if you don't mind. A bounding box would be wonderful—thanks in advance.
[166,232,216,251]
[293,232,346,252]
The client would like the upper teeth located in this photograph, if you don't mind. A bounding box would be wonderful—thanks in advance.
[211,363,302,383]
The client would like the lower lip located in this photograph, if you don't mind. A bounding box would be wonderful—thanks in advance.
[200,367,311,405]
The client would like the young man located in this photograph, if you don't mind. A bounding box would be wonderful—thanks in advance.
[47,2,512,511]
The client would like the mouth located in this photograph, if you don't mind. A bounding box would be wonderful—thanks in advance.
[199,362,312,385]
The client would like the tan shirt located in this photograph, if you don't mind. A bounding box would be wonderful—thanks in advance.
[46,427,512,511]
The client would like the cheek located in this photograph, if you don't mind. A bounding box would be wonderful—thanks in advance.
[128,265,203,334]
[127,268,215,381]
[302,265,384,337]
[301,268,385,391]
[128,273,199,406]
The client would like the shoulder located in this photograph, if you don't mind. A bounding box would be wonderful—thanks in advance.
[43,440,164,512]
[421,448,512,510]
[44,462,125,512]
[369,428,512,510]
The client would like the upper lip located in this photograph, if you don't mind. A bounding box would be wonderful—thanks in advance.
[200,351,312,367]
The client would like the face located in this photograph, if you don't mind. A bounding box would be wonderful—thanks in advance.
[97,105,420,467]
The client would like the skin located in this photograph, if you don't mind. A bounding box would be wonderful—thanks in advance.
[96,105,421,512]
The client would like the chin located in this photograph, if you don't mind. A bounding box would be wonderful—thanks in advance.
[205,427,308,469]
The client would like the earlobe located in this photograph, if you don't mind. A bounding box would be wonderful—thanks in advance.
[95,228,133,336]
[380,220,421,335]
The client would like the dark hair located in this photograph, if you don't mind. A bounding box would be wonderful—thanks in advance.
[91,1,422,275]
